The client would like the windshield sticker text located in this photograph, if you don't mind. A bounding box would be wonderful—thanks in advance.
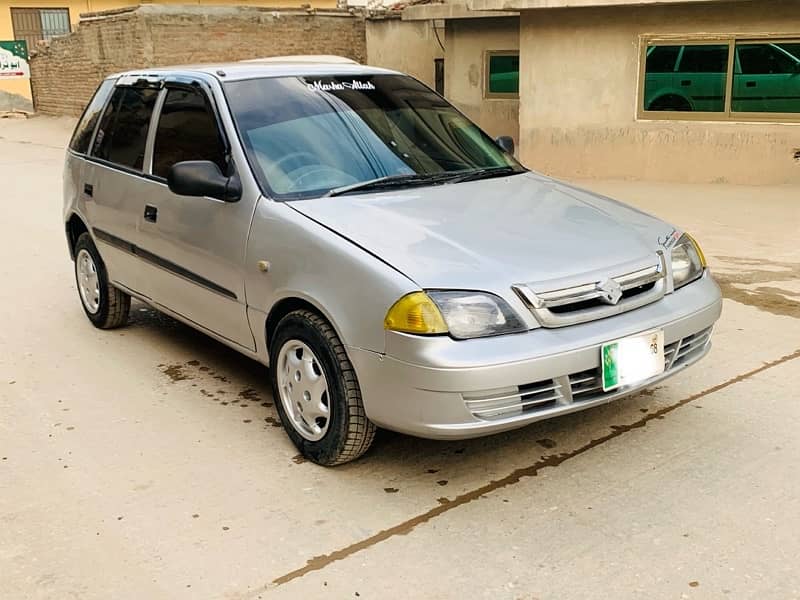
[306,80,376,92]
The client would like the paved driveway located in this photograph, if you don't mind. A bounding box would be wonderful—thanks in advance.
[1,117,799,599]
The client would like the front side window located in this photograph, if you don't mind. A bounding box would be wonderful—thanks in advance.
[486,52,519,97]
[225,74,524,200]
[152,87,227,179]
[92,86,159,171]
[69,79,115,154]
[642,38,800,119]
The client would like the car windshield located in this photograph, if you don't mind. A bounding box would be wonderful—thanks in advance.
[224,74,525,200]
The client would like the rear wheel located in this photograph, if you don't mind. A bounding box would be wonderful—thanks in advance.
[74,233,130,329]
[270,310,376,466]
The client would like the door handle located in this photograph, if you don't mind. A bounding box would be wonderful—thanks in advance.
[83,183,93,198]
[680,80,692,87]
[144,205,158,223]
[746,80,757,88]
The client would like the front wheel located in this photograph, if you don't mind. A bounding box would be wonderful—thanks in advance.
[270,310,376,466]
[74,233,130,329]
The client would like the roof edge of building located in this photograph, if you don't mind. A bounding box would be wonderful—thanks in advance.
[467,0,745,11]
[402,2,518,20]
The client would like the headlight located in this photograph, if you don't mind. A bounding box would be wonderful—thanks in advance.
[430,290,527,339]
[385,291,528,339]
[671,233,707,289]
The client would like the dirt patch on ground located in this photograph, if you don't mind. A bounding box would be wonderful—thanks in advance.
[713,256,800,319]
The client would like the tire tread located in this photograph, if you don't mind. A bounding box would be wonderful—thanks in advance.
[273,309,376,465]
[74,233,130,329]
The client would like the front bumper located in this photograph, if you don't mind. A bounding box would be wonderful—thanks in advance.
[348,273,722,439]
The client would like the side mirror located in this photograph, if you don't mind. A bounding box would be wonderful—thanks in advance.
[495,135,515,156]
[167,160,242,202]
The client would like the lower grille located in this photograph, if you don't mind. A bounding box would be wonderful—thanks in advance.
[464,379,563,420]
[671,326,713,367]
[463,326,712,421]
[569,327,711,404]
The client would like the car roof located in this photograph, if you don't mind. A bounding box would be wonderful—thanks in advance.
[106,57,402,83]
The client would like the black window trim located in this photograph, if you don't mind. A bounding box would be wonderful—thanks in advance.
[68,78,115,155]
[148,78,233,182]
[85,81,162,175]
[80,74,236,185]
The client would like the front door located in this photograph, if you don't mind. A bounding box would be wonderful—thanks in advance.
[135,84,257,350]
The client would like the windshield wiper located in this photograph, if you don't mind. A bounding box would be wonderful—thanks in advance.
[326,173,454,197]
[446,166,522,184]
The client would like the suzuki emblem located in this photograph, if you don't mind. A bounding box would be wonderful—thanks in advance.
[597,278,623,305]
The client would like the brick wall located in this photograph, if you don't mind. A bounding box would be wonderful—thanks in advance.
[30,5,367,115]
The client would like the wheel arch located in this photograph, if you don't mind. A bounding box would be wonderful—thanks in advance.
[65,213,90,260]
[265,294,348,359]
[647,92,693,111]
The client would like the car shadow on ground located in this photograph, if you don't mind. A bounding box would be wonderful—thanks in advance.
[124,299,668,478]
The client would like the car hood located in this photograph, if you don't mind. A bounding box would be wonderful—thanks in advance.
[289,172,676,293]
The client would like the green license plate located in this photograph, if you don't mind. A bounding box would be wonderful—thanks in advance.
[602,329,665,392]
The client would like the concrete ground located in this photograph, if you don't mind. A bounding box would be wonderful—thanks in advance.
[1,116,799,600]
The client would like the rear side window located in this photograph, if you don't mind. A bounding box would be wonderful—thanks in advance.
[152,87,226,179]
[69,79,115,154]
[92,86,159,171]
[645,46,680,73]
[677,45,730,73]
[737,43,796,74]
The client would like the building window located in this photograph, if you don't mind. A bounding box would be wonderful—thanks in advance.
[485,51,519,98]
[434,58,445,96]
[641,38,800,120]
[10,7,71,51]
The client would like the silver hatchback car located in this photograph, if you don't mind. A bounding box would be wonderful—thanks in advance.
[64,57,722,465]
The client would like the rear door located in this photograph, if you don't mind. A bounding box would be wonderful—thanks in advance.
[134,80,257,350]
[674,44,729,112]
[82,80,161,295]
[733,43,800,113]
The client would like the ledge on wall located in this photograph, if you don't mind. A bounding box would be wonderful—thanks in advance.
[78,4,364,22]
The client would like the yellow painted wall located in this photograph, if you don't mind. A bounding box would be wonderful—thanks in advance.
[0,0,338,106]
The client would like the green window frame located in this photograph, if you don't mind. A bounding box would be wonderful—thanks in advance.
[638,35,800,122]
[485,50,519,99]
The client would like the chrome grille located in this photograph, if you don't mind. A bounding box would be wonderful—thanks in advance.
[513,253,666,328]
[463,325,712,421]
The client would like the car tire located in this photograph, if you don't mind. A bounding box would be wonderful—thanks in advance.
[74,232,130,329]
[270,309,376,466]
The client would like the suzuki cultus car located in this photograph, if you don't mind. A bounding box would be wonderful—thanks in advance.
[64,57,722,465]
